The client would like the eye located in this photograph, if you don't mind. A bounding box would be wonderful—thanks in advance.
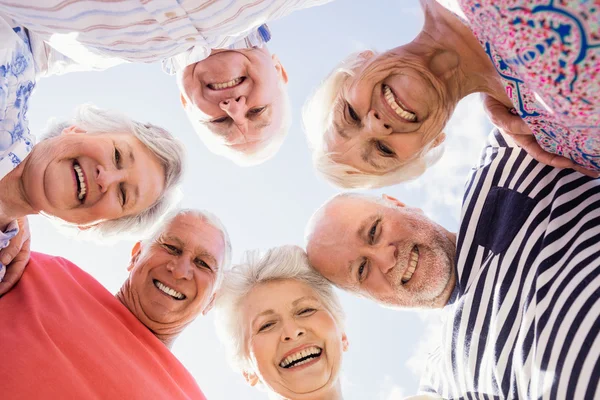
[375,141,395,157]
[119,183,126,207]
[369,219,379,244]
[298,308,316,316]
[114,147,122,167]
[258,321,275,332]
[163,244,181,255]
[210,116,229,124]
[357,260,368,282]
[347,103,360,123]
[194,258,212,271]
[248,106,266,116]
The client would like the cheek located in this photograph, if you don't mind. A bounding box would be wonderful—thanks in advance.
[390,135,426,159]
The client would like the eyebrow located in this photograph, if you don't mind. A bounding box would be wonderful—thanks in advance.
[332,120,350,139]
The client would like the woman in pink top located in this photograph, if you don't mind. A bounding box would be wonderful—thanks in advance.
[304,0,599,189]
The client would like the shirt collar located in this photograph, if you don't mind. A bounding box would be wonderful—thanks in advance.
[162,23,272,75]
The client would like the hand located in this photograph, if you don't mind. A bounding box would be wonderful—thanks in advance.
[482,94,600,178]
[0,216,31,296]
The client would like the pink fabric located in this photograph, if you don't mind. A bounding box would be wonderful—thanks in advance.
[459,0,600,170]
[0,252,206,400]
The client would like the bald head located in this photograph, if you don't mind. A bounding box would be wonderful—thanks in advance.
[305,193,457,309]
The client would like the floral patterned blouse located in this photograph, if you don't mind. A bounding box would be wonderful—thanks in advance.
[458,0,599,171]
[0,15,35,182]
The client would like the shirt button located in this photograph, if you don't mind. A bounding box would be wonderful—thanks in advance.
[165,11,177,18]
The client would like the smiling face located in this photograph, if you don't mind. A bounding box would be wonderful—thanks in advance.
[326,50,454,175]
[180,47,288,155]
[307,195,456,309]
[242,279,347,398]
[20,126,165,227]
[124,213,226,331]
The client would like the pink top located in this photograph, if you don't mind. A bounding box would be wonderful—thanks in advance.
[459,0,600,170]
[0,252,206,400]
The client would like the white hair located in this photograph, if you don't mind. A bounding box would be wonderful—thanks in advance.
[180,80,291,167]
[145,208,232,290]
[40,104,185,239]
[302,51,444,189]
[214,245,345,373]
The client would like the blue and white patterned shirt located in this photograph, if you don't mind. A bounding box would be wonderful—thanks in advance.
[0,14,35,183]
[0,219,19,281]
[0,0,332,75]
[419,130,600,399]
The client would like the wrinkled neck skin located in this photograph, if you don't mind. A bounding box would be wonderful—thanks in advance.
[116,281,190,350]
[268,381,344,400]
[0,162,34,231]
[396,0,510,106]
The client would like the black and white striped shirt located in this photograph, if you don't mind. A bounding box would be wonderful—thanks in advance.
[420,129,600,399]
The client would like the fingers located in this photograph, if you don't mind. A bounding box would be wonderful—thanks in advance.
[482,94,532,136]
[0,237,30,296]
[0,217,30,266]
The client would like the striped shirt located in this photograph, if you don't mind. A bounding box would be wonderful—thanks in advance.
[419,129,600,399]
[0,0,331,74]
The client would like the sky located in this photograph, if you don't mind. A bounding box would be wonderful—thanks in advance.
[26,0,492,398]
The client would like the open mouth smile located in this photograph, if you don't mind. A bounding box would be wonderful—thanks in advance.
[153,279,186,300]
[279,346,323,369]
[382,84,417,122]
[401,245,419,284]
[207,77,245,90]
[73,160,87,203]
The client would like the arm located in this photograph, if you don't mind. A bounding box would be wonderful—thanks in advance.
[482,94,600,178]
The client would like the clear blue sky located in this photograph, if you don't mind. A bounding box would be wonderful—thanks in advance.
[27,1,492,398]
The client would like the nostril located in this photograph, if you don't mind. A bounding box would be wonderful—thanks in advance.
[393,247,399,260]
[235,96,242,102]
[384,124,391,130]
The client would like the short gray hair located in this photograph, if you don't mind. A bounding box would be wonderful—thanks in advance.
[214,245,345,373]
[181,80,291,167]
[144,208,232,290]
[302,51,444,189]
[41,104,185,239]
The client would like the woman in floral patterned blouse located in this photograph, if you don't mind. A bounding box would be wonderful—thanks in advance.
[303,0,598,188]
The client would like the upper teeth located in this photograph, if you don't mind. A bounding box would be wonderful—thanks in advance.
[279,346,322,368]
[73,164,86,200]
[383,85,416,121]
[210,77,243,90]
[402,246,419,284]
[154,280,185,300]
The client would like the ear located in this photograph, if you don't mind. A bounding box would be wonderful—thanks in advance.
[358,50,375,61]
[431,132,446,148]
[179,93,188,109]
[242,370,260,387]
[61,125,86,135]
[201,292,216,316]
[76,222,100,231]
[271,54,289,84]
[342,333,349,352]
[127,241,142,272]
[381,194,405,208]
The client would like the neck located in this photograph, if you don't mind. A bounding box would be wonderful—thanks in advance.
[409,0,510,104]
[0,162,34,230]
[116,283,186,350]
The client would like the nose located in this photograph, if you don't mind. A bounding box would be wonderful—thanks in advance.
[219,96,247,122]
[96,165,126,193]
[281,319,306,342]
[166,258,193,280]
[368,244,398,275]
[366,110,392,135]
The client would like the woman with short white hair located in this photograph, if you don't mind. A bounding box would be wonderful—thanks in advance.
[215,245,348,400]
[0,104,184,287]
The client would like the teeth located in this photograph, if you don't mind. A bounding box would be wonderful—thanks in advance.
[210,77,243,90]
[73,164,86,200]
[154,280,185,300]
[402,247,419,284]
[383,85,417,121]
[279,346,322,368]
